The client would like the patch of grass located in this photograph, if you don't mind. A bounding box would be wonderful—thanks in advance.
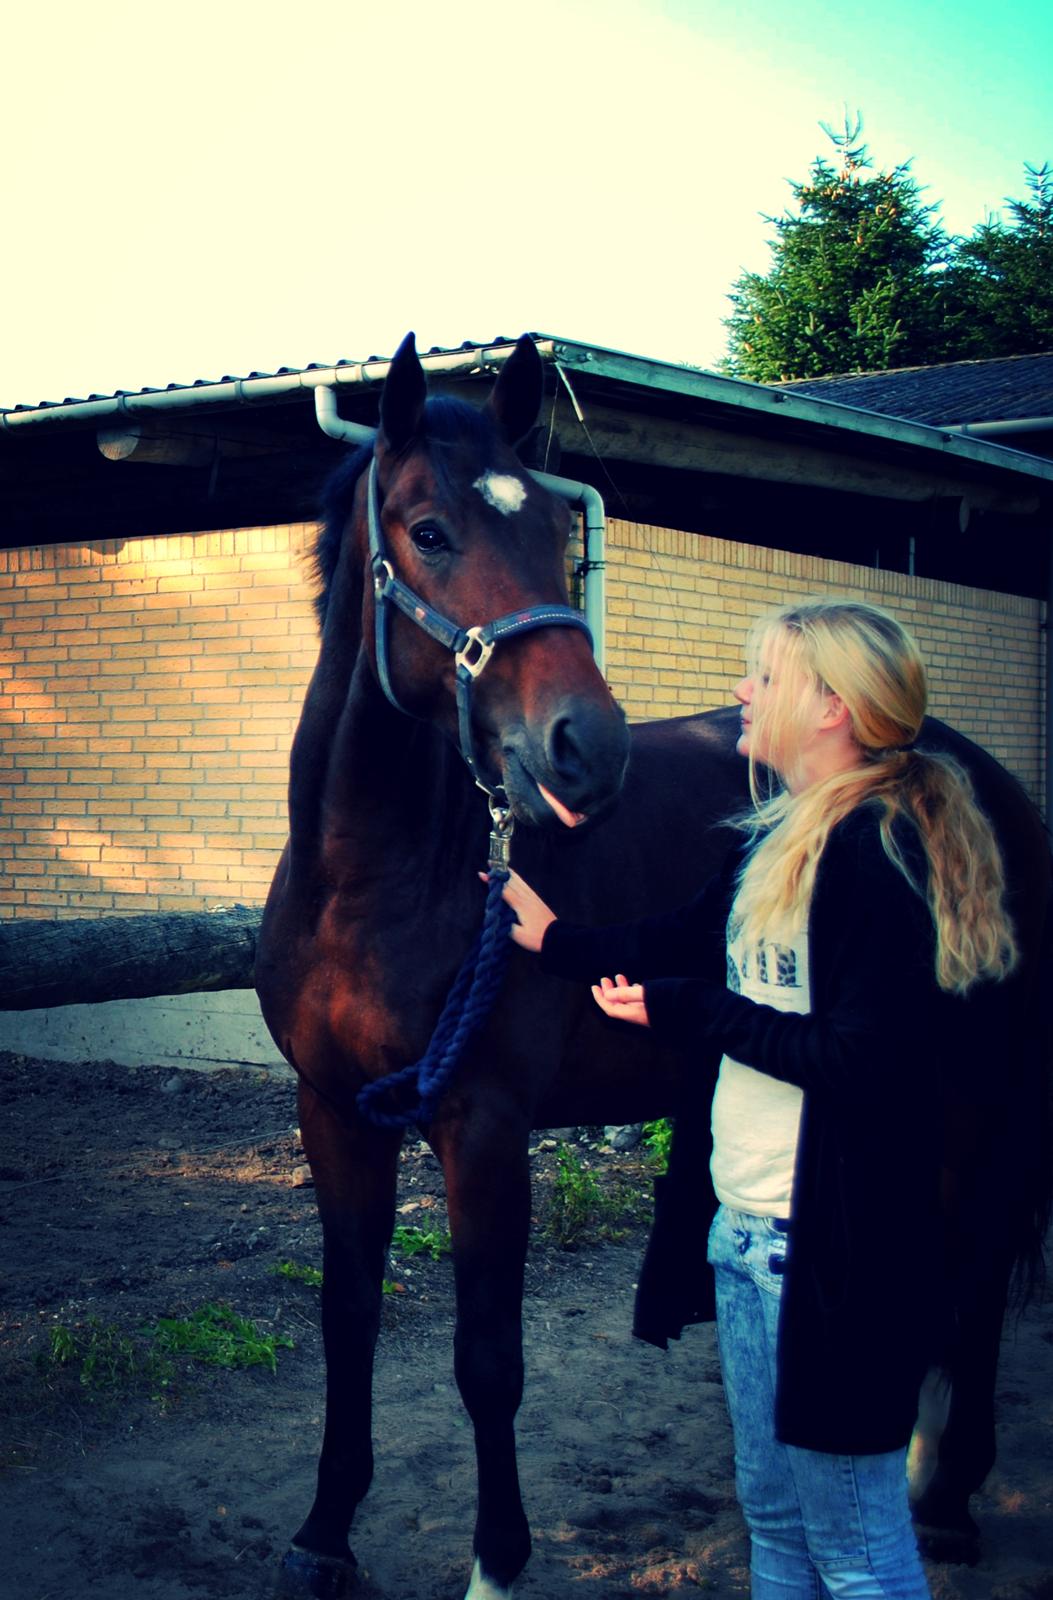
[271,1257,404,1296]
[37,1318,174,1398]
[271,1259,324,1288]
[149,1303,293,1374]
[542,1142,617,1249]
[391,1224,452,1262]
[542,1141,656,1249]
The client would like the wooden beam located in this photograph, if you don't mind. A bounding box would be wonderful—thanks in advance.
[548,401,1041,516]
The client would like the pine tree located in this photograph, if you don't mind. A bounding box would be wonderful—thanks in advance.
[723,118,956,382]
[945,164,1053,357]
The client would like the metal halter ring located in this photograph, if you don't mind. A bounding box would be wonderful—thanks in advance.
[455,626,496,681]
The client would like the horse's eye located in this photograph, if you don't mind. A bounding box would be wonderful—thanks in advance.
[410,523,448,555]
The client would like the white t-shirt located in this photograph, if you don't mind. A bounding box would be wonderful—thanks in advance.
[710,905,809,1216]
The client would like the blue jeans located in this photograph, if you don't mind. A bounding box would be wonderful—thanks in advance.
[708,1205,930,1598]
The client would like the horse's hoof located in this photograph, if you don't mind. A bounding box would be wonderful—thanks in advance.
[464,1556,515,1599]
[276,1544,359,1598]
[912,1520,981,1567]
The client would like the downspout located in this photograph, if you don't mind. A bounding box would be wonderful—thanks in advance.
[312,388,608,676]
[531,469,607,677]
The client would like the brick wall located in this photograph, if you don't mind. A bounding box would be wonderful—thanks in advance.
[605,520,1045,810]
[0,519,1045,919]
[0,528,317,919]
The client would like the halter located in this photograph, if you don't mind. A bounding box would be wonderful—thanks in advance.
[366,459,593,801]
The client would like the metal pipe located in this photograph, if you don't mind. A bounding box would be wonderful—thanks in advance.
[313,386,376,448]
[531,469,607,676]
[939,416,1053,438]
[311,389,608,676]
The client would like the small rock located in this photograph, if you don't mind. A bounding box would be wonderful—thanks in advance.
[290,1165,314,1188]
[162,1076,188,1095]
[604,1123,644,1152]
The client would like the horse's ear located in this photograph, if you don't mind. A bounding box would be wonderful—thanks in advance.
[485,335,544,448]
[379,332,427,454]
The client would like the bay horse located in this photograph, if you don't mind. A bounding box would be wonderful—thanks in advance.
[256,332,1051,1597]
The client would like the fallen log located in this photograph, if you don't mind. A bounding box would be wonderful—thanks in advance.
[0,907,262,1011]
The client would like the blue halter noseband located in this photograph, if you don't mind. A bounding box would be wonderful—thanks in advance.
[366,458,593,800]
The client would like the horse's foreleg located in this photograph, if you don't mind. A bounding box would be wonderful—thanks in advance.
[279,1081,402,1598]
[434,1102,533,1600]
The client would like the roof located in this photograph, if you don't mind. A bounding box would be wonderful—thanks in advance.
[774,351,1053,427]
[0,339,535,416]
[4,334,1051,599]
[4,334,1052,493]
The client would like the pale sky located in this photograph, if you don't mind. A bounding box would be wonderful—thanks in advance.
[2,0,1051,409]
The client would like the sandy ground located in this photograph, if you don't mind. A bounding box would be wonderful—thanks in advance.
[1,1050,1051,1600]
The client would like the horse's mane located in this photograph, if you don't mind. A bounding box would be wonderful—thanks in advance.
[310,396,504,629]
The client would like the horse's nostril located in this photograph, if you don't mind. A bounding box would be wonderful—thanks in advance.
[548,714,586,781]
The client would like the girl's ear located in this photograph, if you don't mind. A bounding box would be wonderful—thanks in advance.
[820,692,851,730]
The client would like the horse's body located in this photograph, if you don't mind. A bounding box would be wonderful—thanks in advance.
[256,335,1050,1597]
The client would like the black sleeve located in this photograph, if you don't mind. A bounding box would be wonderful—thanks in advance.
[538,848,739,986]
[643,819,943,1108]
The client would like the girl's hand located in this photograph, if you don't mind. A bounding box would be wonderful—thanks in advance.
[485,868,557,953]
[591,974,650,1027]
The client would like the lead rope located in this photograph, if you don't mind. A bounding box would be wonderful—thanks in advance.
[355,801,516,1130]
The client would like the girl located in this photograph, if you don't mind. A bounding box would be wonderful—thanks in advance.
[501,599,1017,1600]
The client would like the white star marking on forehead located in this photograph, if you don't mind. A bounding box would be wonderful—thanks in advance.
[473,472,528,516]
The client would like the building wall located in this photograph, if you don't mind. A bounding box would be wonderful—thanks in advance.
[0,528,317,919]
[606,519,1045,806]
[0,520,1044,920]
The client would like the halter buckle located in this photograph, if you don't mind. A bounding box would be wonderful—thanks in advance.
[455,626,495,680]
[373,558,395,597]
[487,796,515,875]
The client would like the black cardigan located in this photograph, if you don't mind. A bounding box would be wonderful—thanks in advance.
[541,803,958,1455]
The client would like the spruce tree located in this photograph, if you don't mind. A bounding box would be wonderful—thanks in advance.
[945,163,1053,357]
[723,118,956,381]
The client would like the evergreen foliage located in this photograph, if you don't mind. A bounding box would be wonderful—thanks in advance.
[723,121,1052,381]
[944,163,1053,358]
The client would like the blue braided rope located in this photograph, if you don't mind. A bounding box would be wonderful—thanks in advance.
[356,871,515,1130]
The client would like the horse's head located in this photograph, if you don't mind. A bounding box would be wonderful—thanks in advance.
[349,333,629,828]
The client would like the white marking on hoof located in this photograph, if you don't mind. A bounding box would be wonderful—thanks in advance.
[908,1364,953,1501]
[473,472,527,516]
[464,1556,513,1599]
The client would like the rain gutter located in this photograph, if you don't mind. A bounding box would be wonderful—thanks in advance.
[313,387,608,674]
[0,342,556,434]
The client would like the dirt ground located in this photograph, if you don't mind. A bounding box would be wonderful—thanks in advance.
[1,1050,1051,1600]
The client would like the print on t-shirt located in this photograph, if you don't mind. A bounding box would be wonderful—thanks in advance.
[726,916,801,995]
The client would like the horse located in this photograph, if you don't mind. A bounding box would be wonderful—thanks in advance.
[256,332,1051,1597]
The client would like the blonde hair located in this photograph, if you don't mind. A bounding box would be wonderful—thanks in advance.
[733,599,1017,994]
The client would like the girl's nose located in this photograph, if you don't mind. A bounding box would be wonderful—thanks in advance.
[734,676,753,706]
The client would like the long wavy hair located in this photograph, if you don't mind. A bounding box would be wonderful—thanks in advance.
[733,599,1018,995]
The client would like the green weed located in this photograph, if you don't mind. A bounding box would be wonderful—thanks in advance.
[543,1143,611,1249]
[271,1259,324,1288]
[642,1118,673,1172]
[149,1303,293,1374]
[272,1257,404,1296]
[38,1318,173,1396]
[391,1224,452,1261]
[542,1141,657,1248]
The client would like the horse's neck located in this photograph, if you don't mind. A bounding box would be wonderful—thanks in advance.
[289,646,481,893]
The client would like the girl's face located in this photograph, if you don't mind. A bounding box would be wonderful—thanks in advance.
[733,631,845,790]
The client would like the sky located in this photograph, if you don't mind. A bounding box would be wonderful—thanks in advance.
[2,0,1051,410]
